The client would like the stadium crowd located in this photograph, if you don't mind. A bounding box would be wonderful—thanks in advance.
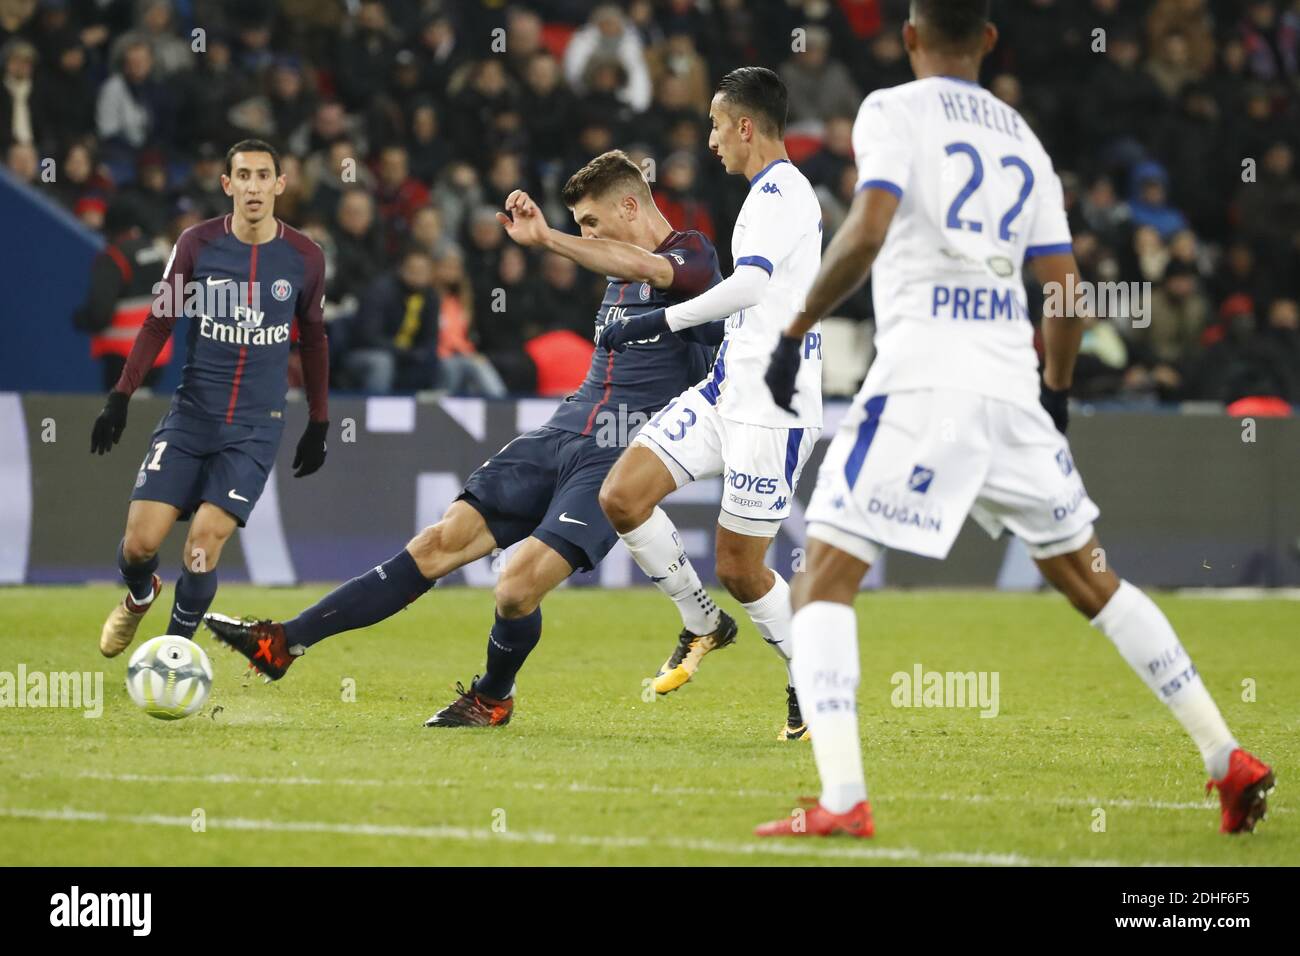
[1,0,1298,404]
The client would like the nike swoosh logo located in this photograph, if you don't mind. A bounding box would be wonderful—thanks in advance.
[228,489,250,502]
[557,513,587,526]
[207,276,232,285]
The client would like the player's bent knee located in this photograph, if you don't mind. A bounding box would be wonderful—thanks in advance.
[121,534,160,565]
[406,522,457,579]
[597,478,645,531]
[494,572,542,619]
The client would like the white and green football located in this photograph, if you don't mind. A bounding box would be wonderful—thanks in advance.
[125,635,213,720]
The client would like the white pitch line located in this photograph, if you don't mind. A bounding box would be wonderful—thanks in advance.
[15,769,1284,815]
[0,805,1213,867]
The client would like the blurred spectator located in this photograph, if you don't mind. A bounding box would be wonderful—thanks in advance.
[1237,0,1300,83]
[652,151,714,238]
[780,26,861,125]
[406,98,450,185]
[0,37,38,151]
[1128,161,1189,240]
[646,29,710,114]
[535,250,593,339]
[119,0,192,77]
[564,5,652,112]
[118,148,173,237]
[96,36,176,155]
[802,114,855,194]
[1125,259,1209,399]
[6,137,36,181]
[432,247,508,398]
[1192,294,1300,403]
[343,246,441,393]
[329,187,384,306]
[336,1,396,110]
[374,143,430,254]
[178,141,230,220]
[35,28,94,154]
[520,53,576,163]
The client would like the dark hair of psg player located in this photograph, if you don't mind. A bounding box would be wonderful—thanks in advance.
[224,138,282,178]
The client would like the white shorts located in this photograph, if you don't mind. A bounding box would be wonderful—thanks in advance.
[634,385,820,537]
[805,389,1100,563]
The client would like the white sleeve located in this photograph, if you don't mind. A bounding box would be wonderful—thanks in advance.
[665,265,769,331]
[1024,165,1073,260]
[852,92,913,198]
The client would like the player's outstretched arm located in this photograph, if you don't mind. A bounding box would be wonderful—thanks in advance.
[496,189,673,288]
[1030,250,1085,433]
[765,186,898,412]
[599,264,768,352]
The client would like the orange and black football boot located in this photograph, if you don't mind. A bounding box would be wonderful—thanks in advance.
[1207,748,1275,834]
[424,678,513,728]
[755,799,874,838]
[203,613,296,680]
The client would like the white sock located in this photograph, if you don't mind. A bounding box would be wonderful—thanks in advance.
[620,507,720,635]
[742,571,795,683]
[1091,580,1238,778]
[792,601,867,813]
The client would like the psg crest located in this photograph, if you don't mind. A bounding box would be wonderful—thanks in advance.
[271,278,292,301]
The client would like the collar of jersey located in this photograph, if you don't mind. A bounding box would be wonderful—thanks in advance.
[749,158,790,187]
[937,74,982,87]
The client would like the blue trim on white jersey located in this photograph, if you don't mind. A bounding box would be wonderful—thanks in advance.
[784,428,803,489]
[857,178,903,199]
[699,340,729,405]
[844,395,887,489]
[749,158,791,187]
[1025,242,1073,260]
[735,255,773,275]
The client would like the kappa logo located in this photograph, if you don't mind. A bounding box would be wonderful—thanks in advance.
[760,182,782,195]
[908,464,935,494]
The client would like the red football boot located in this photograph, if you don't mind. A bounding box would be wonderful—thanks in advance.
[1207,749,1275,834]
[755,799,874,838]
[203,613,296,680]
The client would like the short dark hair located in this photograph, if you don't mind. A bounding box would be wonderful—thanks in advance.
[561,149,650,207]
[911,0,991,48]
[715,67,788,138]
[225,139,281,177]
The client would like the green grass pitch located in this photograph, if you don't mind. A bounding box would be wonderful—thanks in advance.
[1,585,1295,866]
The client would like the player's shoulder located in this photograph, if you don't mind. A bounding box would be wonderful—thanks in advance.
[659,228,716,260]
[276,220,326,269]
[177,215,230,250]
[749,159,816,204]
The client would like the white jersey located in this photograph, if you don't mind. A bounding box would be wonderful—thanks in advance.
[852,76,1072,409]
[706,158,823,428]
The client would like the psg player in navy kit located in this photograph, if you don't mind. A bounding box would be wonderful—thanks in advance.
[91,139,330,658]
[205,150,730,726]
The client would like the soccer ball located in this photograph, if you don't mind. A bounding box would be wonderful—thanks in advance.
[125,635,213,720]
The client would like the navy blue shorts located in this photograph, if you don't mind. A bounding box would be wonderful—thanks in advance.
[459,426,622,572]
[130,409,283,527]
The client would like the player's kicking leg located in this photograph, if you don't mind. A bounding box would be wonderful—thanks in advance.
[424,535,573,727]
[204,499,495,679]
[599,444,739,694]
[756,536,874,836]
[1036,537,1275,834]
[100,500,176,656]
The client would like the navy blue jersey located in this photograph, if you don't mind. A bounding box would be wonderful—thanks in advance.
[546,230,723,435]
[117,214,329,427]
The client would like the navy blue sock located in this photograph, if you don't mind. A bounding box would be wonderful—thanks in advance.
[477,608,542,699]
[169,568,218,638]
[283,549,433,651]
[117,539,158,603]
